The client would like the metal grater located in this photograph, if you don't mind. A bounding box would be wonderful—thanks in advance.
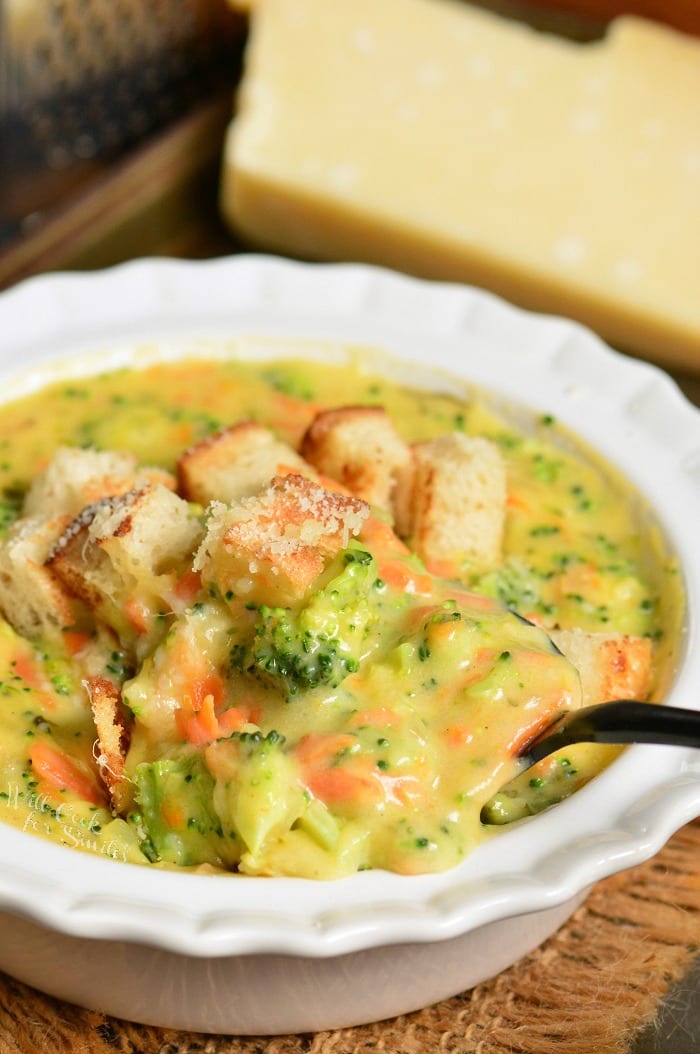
[0,0,241,243]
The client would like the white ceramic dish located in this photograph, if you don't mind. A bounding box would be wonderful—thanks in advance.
[0,255,698,1035]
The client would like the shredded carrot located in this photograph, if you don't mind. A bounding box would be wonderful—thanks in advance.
[428,618,462,643]
[295,733,357,767]
[444,725,475,747]
[173,421,194,448]
[304,762,379,805]
[435,647,497,703]
[62,630,92,656]
[160,802,184,828]
[445,588,501,613]
[124,596,150,634]
[189,673,225,712]
[30,740,102,805]
[506,492,530,512]
[378,559,433,597]
[296,733,388,805]
[360,515,409,558]
[33,454,51,473]
[246,703,263,726]
[379,772,427,808]
[348,707,401,729]
[522,611,545,627]
[12,652,43,690]
[272,391,322,420]
[558,561,599,598]
[12,651,56,711]
[177,694,221,747]
[425,559,461,579]
[217,707,249,736]
[516,648,560,667]
[173,570,202,604]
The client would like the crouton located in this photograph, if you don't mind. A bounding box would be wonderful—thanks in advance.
[47,485,203,636]
[177,422,313,506]
[401,434,506,570]
[300,406,412,523]
[0,515,77,639]
[84,675,131,815]
[549,628,653,707]
[23,446,176,519]
[194,473,370,607]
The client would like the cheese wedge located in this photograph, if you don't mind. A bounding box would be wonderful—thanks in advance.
[221,0,700,370]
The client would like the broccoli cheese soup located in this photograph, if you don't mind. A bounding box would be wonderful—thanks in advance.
[0,354,679,877]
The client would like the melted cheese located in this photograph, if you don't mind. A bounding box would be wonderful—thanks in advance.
[0,354,678,877]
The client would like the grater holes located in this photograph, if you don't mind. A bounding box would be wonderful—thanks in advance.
[2,0,241,207]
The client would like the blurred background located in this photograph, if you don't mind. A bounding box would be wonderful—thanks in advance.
[1,0,698,291]
[0,0,245,269]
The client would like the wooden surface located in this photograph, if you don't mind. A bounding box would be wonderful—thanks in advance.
[528,1,700,35]
[0,822,697,1053]
[0,95,238,290]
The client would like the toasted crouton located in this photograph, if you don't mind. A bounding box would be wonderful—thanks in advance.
[84,675,131,815]
[300,406,412,522]
[0,515,77,638]
[23,446,176,519]
[549,628,653,707]
[401,434,506,570]
[177,422,313,506]
[194,473,369,606]
[48,485,203,634]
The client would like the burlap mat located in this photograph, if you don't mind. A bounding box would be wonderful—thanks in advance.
[1,821,698,1054]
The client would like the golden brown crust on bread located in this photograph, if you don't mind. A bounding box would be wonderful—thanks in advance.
[47,486,202,632]
[0,515,77,638]
[550,628,653,707]
[23,447,175,519]
[300,405,412,522]
[177,421,312,505]
[194,473,370,606]
[401,433,506,570]
[84,675,131,814]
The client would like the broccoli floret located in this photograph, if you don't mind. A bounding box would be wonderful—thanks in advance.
[248,606,361,693]
[133,752,240,869]
[208,729,303,859]
[232,543,379,696]
[231,728,286,754]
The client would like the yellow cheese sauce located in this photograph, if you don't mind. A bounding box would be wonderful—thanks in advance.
[0,354,680,877]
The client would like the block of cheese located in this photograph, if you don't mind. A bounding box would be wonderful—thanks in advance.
[221,0,700,370]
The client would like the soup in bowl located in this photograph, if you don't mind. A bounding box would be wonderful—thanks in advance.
[0,256,696,1033]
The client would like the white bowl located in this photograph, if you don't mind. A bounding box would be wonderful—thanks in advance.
[0,256,698,1035]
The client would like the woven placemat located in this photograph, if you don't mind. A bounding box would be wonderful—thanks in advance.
[1,820,698,1054]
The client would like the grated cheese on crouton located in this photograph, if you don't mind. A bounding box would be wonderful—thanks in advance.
[401,433,506,570]
[177,421,313,506]
[84,675,131,815]
[194,473,370,606]
[300,405,412,524]
[0,515,77,638]
[47,485,203,634]
[549,628,653,707]
[23,446,176,519]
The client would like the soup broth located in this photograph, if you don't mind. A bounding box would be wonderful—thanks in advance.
[0,353,678,877]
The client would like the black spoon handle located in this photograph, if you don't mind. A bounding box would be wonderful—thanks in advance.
[521,700,700,769]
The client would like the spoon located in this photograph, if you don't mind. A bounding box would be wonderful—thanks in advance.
[480,699,700,825]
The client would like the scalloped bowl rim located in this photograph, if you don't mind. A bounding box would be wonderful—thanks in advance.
[0,255,697,960]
